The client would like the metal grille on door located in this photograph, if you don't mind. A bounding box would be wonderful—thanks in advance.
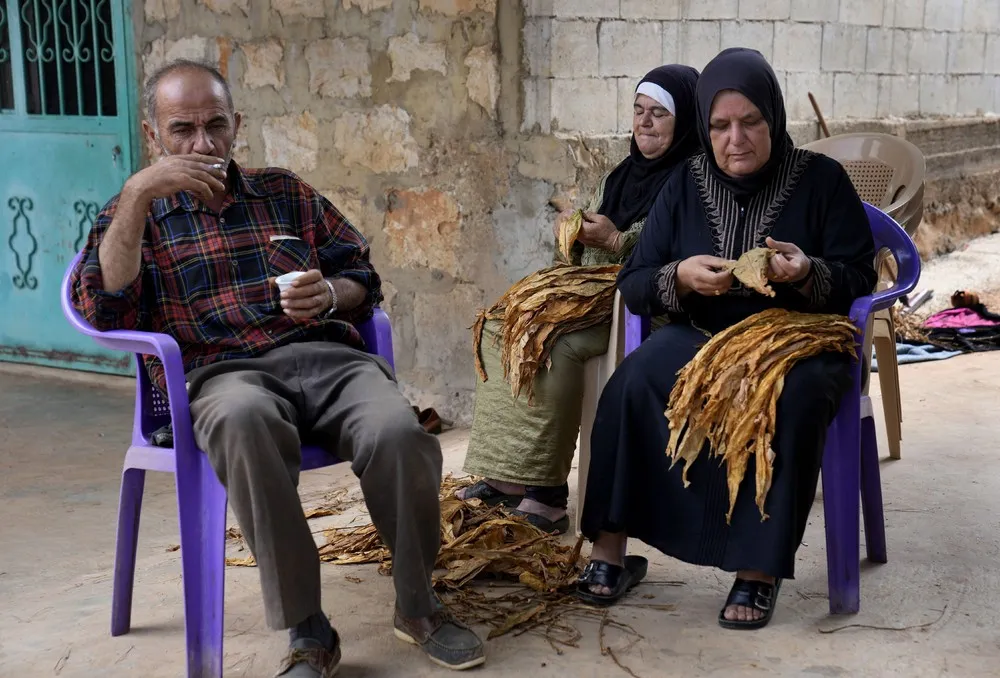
[16,0,117,115]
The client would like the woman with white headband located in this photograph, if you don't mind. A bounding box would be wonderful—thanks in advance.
[459,65,701,534]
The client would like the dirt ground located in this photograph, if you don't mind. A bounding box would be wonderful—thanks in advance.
[1,344,999,677]
[909,231,1000,318]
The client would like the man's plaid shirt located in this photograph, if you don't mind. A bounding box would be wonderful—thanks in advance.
[71,163,383,391]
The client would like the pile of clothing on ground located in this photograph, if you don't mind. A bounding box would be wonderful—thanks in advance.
[875,290,1000,370]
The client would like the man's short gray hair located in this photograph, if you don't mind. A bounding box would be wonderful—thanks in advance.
[143,59,235,126]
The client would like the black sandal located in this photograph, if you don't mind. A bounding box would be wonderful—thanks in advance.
[459,480,521,507]
[574,556,648,607]
[717,578,782,630]
[510,509,570,535]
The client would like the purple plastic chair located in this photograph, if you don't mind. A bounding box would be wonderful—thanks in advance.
[623,203,920,615]
[60,253,395,677]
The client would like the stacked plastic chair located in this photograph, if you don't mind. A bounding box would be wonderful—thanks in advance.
[802,133,926,459]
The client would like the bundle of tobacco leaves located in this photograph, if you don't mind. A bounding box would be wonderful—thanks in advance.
[472,263,621,404]
[891,306,930,344]
[665,308,858,522]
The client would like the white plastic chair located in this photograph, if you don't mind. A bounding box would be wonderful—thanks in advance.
[575,290,626,534]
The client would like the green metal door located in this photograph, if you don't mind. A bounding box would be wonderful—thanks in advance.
[0,0,136,374]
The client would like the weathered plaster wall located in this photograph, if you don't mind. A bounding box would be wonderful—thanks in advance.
[135,0,999,423]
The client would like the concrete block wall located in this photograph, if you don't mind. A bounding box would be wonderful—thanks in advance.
[523,0,1000,133]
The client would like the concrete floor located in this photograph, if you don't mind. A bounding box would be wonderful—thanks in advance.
[1,353,999,678]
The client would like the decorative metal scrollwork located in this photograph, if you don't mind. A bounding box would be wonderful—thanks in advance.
[96,0,114,63]
[73,199,99,251]
[8,197,38,290]
[0,5,9,64]
[57,0,93,63]
[20,0,56,64]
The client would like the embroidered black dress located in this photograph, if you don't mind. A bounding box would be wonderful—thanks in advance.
[579,146,878,579]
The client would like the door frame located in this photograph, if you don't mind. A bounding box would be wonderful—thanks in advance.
[0,0,140,173]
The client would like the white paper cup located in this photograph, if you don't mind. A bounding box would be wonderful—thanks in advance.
[275,271,307,294]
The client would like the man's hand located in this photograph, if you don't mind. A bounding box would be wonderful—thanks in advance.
[276,269,332,320]
[97,154,225,293]
[676,255,734,297]
[125,153,228,205]
[764,237,811,283]
[576,212,621,251]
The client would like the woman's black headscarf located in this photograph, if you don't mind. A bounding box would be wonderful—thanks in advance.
[695,47,794,199]
[598,64,700,231]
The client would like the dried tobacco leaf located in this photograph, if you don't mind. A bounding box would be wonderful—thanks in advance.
[723,247,777,298]
[472,310,491,381]
[665,308,858,522]
[557,209,585,264]
[304,507,339,519]
[226,555,257,567]
[488,603,546,639]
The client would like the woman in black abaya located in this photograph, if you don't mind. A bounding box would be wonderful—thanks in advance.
[576,48,877,629]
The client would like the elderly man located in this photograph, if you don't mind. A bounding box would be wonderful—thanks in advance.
[71,59,485,676]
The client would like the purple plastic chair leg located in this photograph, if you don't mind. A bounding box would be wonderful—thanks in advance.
[860,412,887,563]
[176,448,228,678]
[821,368,863,615]
[111,467,146,636]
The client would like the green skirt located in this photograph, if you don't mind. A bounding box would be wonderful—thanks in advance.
[464,319,611,487]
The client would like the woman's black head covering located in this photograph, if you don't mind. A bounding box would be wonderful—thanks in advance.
[695,47,793,199]
[598,64,700,231]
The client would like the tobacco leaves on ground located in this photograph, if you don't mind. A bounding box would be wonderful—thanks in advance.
[222,476,654,665]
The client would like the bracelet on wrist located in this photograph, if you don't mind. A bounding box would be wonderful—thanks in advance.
[322,279,338,317]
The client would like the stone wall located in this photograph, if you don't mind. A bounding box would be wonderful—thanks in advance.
[137,0,524,422]
[525,0,1000,133]
[135,0,999,423]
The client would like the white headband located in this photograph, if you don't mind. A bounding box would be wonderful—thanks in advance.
[635,82,675,116]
